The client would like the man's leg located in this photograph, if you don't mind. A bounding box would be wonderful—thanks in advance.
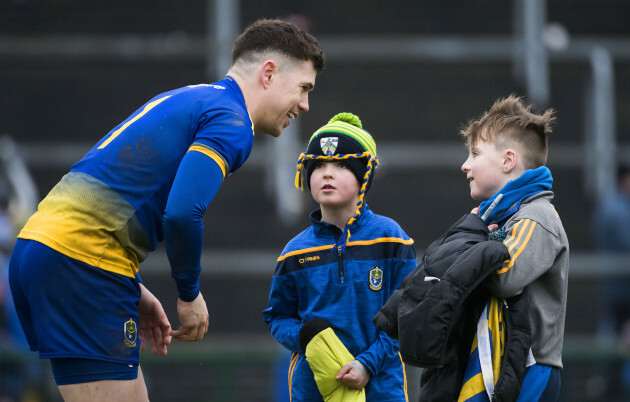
[58,366,148,402]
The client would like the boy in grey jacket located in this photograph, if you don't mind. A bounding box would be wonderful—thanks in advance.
[460,94,569,401]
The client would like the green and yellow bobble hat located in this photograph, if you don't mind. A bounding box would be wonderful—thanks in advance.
[295,112,378,252]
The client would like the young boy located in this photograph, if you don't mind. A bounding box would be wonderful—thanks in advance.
[374,95,568,401]
[459,95,569,400]
[263,113,417,401]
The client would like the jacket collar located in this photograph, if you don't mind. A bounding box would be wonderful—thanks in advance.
[309,204,373,238]
[521,190,554,204]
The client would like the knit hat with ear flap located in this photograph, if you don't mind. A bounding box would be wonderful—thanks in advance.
[295,112,378,251]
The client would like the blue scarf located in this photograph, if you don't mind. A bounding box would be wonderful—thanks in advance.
[479,166,553,226]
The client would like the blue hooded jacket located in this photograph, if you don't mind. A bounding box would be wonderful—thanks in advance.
[263,204,416,401]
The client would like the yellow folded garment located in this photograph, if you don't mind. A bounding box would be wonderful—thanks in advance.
[305,327,366,402]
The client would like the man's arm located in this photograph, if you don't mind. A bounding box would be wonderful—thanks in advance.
[163,150,224,341]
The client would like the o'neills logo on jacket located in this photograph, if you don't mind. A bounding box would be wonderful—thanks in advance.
[299,255,320,264]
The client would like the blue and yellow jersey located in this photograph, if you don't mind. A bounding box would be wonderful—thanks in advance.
[458,297,505,402]
[18,76,254,279]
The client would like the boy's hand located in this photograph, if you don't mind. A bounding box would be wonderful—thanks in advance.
[471,206,499,232]
[336,360,370,389]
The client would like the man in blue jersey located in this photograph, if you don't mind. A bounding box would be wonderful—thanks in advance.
[9,18,324,401]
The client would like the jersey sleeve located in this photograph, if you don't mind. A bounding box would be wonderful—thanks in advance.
[355,331,401,376]
[262,260,304,353]
[163,150,224,301]
[192,108,253,175]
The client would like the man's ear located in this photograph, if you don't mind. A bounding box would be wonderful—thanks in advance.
[260,60,277,89]
[503,149,517,173]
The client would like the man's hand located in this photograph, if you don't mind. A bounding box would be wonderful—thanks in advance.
[138,284,172,356]
[170,292,209,342]
[336,360,370,389]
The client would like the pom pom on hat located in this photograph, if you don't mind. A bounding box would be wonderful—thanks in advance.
[329,112,363,127]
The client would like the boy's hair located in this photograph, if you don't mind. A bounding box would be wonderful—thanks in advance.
[232,18,325,73]
[460,94,556,169]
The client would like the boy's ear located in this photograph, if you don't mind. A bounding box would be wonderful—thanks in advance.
[502,149,518,173]
[260,60,277,89]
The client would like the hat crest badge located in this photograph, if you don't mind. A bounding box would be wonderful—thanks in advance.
[320,137,338,156]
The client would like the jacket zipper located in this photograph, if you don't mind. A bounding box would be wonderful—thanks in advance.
[337,245,345,284]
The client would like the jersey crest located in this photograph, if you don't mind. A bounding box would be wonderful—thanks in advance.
[124,318,138,347]
[320,137,338,156]
[368,266,383,291]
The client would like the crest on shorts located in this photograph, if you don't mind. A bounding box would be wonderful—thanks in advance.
[320,137,338,156]
[124,318,137,347]
[368,266,383,291]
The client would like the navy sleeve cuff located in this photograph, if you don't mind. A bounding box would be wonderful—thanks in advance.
[172,271,201,302]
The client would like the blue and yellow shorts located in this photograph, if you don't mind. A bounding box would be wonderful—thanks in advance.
[9,239,142,385]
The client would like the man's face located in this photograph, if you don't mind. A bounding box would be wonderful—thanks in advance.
[461,139,508,201]
[257,60,316,137]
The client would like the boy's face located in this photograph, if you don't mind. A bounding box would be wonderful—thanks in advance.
[310,160,360,210]
[257,60,316,137]
[461,139,509,201]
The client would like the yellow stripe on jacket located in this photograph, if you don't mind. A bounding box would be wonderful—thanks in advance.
[498,219,536,274]
[277,237,414,262]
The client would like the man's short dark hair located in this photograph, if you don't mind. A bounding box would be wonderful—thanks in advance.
[232,19,324,73]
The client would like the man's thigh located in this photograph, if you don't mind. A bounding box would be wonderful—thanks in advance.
[58,366,148,402]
